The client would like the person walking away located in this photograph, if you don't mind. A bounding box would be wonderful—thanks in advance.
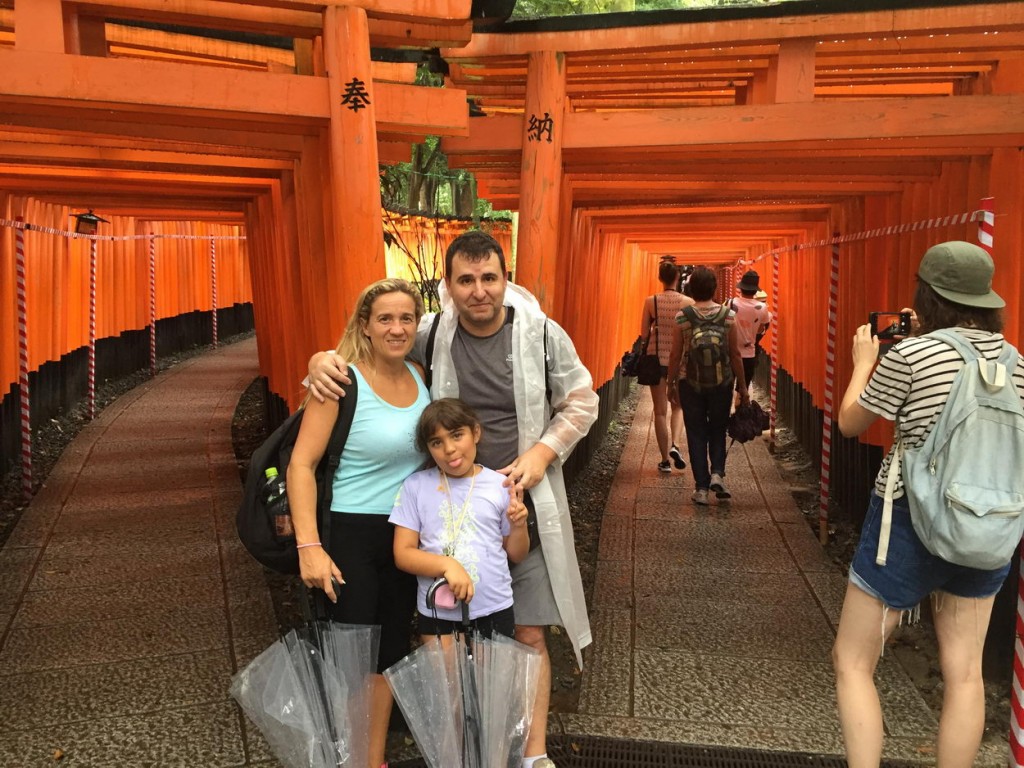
[288,279,430,768]
[833,241,1024,767]
[305,231,599,768]
[729,270,772,394]
[666,267,747,505]
[640,261,693,473]
[391,398,530,644]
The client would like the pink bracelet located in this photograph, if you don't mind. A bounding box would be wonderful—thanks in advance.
[296,542,322,550]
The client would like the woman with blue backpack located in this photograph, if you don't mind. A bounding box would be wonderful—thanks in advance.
[834,241,1024,767]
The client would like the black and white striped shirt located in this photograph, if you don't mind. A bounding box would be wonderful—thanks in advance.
[859,328,1024,497]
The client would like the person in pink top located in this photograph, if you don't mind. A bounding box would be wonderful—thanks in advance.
[640,260,694,473]
[729,270,773,393]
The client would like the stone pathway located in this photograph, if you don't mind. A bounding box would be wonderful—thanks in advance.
[0,345,1008,765]
[0,338,281,767]
[559,392,1007,764]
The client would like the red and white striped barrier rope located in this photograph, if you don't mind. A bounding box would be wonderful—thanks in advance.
[0,218,245,241]
[769,252,780,446]
[88,240,97,420]
[818,238,840,546]
[741,210,982,267]
[210,238,218,349]
[149,236,157,378]
[15,218,32,500]
[978,197,994,251]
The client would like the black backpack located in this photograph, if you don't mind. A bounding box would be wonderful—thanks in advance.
[236,378,357,574]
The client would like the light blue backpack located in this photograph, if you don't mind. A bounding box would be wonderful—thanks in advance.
[878,329,1024,570]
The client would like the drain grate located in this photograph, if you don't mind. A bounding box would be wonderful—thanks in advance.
[391,733,927,767]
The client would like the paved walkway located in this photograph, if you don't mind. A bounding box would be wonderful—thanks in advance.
[565,393,1002,766]
[0,338,280,767]
[0,340,1005,765]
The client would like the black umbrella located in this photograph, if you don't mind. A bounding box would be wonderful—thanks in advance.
[727,401,771,455]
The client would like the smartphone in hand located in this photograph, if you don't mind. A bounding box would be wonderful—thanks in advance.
[869,311,912,341]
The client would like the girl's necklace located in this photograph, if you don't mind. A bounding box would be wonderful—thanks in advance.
[440,468,477,557]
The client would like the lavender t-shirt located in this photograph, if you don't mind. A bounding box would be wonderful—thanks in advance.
[390,466,513,621]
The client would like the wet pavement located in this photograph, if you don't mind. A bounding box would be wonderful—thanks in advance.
[0,338,1006,765]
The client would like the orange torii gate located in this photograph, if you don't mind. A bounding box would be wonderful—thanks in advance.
[0,0,477,411]
[439,1,1024,390]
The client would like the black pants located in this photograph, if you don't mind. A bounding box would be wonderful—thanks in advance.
[742,357,757,391]
[416,606,515,639]
[325,512,416,673]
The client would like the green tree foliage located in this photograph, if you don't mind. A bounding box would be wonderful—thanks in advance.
[512,0,788,19]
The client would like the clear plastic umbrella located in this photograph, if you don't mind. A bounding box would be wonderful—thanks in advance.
[230,622,380,768]
[384,614,540,768]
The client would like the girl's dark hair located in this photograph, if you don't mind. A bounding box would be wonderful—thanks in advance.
[415,398,481,454]
[658,261,679,286]
[913,279,1003,334]
[687,267,717,302]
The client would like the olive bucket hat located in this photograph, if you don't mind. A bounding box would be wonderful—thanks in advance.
[917,241,1005,309]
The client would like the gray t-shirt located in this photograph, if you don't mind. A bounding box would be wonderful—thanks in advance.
[452,317,519,470]
[413,309,520,470]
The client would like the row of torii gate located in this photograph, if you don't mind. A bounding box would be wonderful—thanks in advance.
[3,0,1024,761]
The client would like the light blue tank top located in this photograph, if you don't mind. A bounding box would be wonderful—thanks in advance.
[331,362,430,515]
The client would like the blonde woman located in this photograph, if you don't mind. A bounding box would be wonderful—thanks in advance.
[288,278,430,768]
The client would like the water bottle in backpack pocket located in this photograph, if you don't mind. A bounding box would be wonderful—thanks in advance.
[262,467,294,541]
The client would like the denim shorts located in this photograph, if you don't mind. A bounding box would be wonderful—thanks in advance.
[849,492,1011,611]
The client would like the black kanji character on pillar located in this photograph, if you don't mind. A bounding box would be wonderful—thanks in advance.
[527,112,554,143]
[341,78,372,112]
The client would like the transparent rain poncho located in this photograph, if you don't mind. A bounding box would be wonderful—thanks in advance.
[230,622,379,768]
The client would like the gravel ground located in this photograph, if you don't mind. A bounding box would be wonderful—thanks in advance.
[1,353,1010,759]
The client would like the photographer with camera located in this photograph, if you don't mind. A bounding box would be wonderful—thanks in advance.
[834,241,1024,767]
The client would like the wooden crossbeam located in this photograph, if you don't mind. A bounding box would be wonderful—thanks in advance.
[443,95,1024,155]
[66,0,471,33]
[445,3,1024,58]
[0,49,467,137]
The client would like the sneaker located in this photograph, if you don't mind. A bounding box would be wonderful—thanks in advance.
[669,444,686,470]
[692,488,710,505]
[657,460,672,474]
[710,473,730,499]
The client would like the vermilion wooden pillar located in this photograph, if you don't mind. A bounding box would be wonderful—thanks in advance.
[15,0,64,52]
[323,5,385,314]
[516,51,566,314]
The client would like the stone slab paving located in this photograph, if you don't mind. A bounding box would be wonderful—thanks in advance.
[570,389,1011,764]
[0,338,274,767]
[0,345,1010,767]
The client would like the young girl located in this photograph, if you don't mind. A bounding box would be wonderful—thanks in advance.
[390,398,530,640]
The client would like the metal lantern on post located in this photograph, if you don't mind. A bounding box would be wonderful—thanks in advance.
[72,210,109,235]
